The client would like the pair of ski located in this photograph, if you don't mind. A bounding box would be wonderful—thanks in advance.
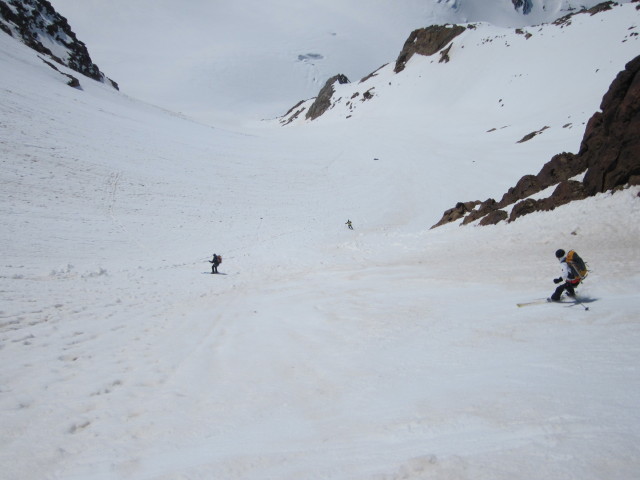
[517,297,589,311]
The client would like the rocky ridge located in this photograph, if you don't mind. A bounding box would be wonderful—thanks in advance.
[0,0,118,89]
[394,24,467,73]
[277,1,639,225]
[278,22,467,125]
[279,2,636,126]
[433,53,640,228]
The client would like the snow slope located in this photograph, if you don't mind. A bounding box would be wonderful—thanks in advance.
[280,3,640,224]
[1,2,640,480]
[48,0,623,125]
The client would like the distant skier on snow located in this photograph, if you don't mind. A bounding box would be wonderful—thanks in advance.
[549,248,587,301]
[346,219,353,230]
[209,253,222,274]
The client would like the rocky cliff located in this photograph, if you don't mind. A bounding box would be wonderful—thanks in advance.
[278,23,466,125]
[306,74,350,121]
[394,24,466,73]
[432,54,640,228]
[0,0,118,89]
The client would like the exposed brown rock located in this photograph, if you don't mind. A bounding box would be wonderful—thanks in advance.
[305,74,350,121]
[394,25,466,73]
[479,209,508,226]
[430,201,479,229]
[439,43,454,63]
[581,55,640,195]
[586,1,616,16]
[498,174,542,208]
[554,1,616,27]
[434,54,640,228]
[279,101,306,126]
[360,64,387,83]
[462,198,497,225]
[516,126,549,143]
[281,24,466,123]
[536,152,587,188]
[541,180,588,209]
[515,28,533,39]
[508,198,540,222]
[532,180,587,214]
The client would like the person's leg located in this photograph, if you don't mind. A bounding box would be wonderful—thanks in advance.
[551,283,566,301]
[566,283,577,297]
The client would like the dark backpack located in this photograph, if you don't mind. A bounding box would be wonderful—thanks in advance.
[566,250,588,280]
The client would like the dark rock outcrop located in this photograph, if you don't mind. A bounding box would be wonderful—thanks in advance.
[508,198,539,222]
[394,25,466,73]
[433,54,640,228]
[585,1,617,16]
[536,152,587,188]
[462,198,498,225]
[431,201,480,228]
[479,209,508,225]
[281,23,465,123]
[305,74,349,121]
[497,174,542,208]
[439,43,454,63]
[0,0,118,89]
[508,180,588,222]
[517,126,549,143]
[581,54,640,195]
[545,180,588,207]
[554,1,617,27]
[39,55,80,88]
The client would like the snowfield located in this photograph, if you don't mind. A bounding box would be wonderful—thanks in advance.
[1,2,640,479]
[49,0,625,126]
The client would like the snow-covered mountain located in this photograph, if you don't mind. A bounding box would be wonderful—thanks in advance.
[1,1,639,480]
[281,1,639,126]
[46,0,626,125]
[436,0,622,26]
[0,0,117,89]
[278,2,640,226]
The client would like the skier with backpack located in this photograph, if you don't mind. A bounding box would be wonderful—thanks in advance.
[209,253,222,274]
[549,248,588,302]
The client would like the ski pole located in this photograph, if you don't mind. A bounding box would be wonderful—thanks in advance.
[575,298,589,311]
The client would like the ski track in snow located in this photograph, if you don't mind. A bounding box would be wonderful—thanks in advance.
[2,4,640,480]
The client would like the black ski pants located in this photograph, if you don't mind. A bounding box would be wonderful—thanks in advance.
[551,280,579,301]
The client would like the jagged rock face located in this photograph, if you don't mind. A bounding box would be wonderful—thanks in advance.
[433,54,640,228]
[462,198,497,225]
[305,74,350,121]
[508,198,539,222]
[0,0,118,89]
[546,179,588,207]
[554,1,617,27]
[430,201,480,229]
[536,152,587,189]
[508,180,588,222]
[479,209,508,226]
[394,25,466,73]
[581,55,640,195]
[498,174,542,208]
[282,23,466,123]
